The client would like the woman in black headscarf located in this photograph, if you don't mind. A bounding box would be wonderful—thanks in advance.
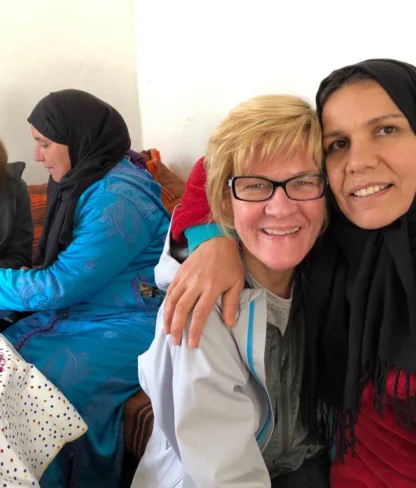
[0,89,170,487]
[304,59,416,487]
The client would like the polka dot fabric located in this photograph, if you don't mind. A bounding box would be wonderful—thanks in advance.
[0,335,87,487]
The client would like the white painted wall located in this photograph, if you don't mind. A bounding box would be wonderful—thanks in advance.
[1,0,140,183]
[134,0,416,181]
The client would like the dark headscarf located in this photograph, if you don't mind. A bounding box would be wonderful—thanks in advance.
[28,89,131,267]
[305,59,416,456]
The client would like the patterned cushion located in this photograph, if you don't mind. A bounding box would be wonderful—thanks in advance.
[143,149,185,213]
[28,183,47,266]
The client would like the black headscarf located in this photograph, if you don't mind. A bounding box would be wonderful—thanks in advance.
[28,89,131,267]
[304,59,416,456]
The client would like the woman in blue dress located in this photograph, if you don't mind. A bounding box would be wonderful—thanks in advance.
[0,89,170,487]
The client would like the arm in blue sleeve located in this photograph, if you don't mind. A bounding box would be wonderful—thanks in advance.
[0,189,153,311]
[185,224,225,254]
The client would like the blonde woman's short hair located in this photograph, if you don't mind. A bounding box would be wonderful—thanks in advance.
[205,94,322,233]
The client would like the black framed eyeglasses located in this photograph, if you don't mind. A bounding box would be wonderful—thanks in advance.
[228,174,328,202]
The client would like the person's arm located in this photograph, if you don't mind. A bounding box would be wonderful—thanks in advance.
[0,180,33,269]
[0,188,156,311]
[165,157,244,347]
[139,302,271,488]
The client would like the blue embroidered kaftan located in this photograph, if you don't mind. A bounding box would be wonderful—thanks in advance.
[0,158,170,487]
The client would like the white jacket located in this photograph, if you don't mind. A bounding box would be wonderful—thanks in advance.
[131,232,274,488]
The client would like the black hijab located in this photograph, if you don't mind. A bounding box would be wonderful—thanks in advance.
[28,89,131,267]
[305,59,416,455]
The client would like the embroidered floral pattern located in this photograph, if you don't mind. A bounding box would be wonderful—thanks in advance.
[99,197,143,246]
[15,274,64,310]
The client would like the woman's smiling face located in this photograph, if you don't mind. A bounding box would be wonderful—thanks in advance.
[322,79,416,229]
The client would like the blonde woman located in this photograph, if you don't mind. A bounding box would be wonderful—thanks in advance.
[133,95,330,488]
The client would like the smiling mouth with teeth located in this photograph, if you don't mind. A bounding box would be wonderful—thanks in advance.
[263,227,300,236]
[352,184,392,197]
